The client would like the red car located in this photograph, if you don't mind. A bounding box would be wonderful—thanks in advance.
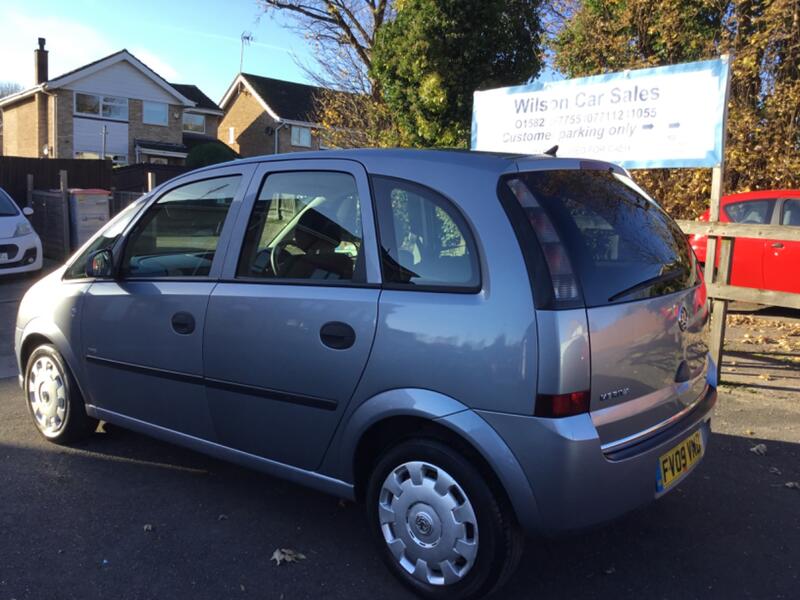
[690,190,800,294]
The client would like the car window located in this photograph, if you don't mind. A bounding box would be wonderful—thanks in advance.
[781,199,800,226]
[372,176,479,289]
[724,199,776,224]
[121,176,241,278]
[236,171,363,282]
[64,198,146,280]
[508,169,697,307]
[0,188,19,216]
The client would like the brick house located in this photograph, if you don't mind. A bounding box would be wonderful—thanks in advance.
[218,73,330,157]
[0,39,221,165]
[169,83,225,155]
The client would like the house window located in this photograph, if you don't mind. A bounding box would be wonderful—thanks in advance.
[291,126,311,148]
[228,127,235,144]
[74,92,128,121]
[183,113,206,133]
[143,101,169,126]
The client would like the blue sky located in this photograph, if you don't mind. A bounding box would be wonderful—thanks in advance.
[0,0,314,102]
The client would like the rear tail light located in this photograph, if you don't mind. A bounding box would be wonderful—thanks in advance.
[535,390,591,418]
[507,179,579,303]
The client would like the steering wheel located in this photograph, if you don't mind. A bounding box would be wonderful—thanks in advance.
[269,242,291,277]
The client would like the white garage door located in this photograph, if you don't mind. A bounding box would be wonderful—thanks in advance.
[73,117,128,162]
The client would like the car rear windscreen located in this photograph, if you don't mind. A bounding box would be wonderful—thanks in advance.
[509,169,697,308]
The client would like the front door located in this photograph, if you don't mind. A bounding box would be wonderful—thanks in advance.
[204,160,381,471]
[763,197,800,294]
[82,170,249,437]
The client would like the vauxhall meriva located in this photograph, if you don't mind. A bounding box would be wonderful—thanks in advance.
[16,150,715,599]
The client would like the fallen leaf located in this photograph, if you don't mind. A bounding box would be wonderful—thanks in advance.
[758,374,773,381]
[769,467,782,475]
[785,482,800,490]
[218,514,228,521]
[745,429,755,436]
[749,444,767,456]
[271,548,306,566]
[143,523,154,532]
[603,566,616,575]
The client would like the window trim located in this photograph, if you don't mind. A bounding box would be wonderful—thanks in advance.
[142,101,169,126]
[74,91,129,122]
[233,169,368,285]
[371,175,483,294]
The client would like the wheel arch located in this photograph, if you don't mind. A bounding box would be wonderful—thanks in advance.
[332,388,541,533]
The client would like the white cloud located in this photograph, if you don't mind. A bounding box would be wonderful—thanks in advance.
[130,48,180,82]
[0,8,181,88]
[0,9,115,87]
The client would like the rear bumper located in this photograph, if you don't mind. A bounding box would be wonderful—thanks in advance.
[477,384,717,535]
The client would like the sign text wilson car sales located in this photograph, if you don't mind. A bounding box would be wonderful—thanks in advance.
[471,57,730,169]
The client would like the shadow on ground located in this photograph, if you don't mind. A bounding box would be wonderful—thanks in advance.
[1,377,798,599]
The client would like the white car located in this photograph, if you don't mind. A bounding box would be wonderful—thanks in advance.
[0,187,42,275]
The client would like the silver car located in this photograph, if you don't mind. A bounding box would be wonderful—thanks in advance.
[15,150,715,599]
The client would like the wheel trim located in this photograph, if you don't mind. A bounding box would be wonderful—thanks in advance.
[378,461,479,586]
[28,356,68,437]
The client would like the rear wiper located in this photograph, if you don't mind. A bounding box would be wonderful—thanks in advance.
[608,268,685,302]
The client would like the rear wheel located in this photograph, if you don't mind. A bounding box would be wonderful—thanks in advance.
[366,439,523,600]
[25,344,97,444]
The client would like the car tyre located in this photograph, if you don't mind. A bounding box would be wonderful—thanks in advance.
[25,344,97,444]
[366,438,523,600]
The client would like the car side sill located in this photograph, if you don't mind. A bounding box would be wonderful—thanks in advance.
[87,405,355,500]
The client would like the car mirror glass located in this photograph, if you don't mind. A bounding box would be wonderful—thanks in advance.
[86,249,114,278]
[22,206,34,216]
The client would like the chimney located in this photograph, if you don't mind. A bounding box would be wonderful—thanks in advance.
[34,38,48,84]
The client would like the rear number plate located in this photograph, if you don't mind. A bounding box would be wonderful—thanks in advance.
[656,430,703,492]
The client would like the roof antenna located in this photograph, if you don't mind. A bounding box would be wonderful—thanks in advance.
[544,144,558,157]
[240,32,254,73]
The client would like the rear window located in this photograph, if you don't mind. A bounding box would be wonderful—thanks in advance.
[507,169,697,308]
[724,199,776,224]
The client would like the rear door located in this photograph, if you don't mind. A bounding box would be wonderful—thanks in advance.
[203,159,381,471]
[509,169,709,448]
[764,197,800,294]
[82,168,250,437]
[723,198,776,289]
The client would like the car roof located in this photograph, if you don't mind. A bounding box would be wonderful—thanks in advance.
[722,189,800,203]
[185,148,623,179]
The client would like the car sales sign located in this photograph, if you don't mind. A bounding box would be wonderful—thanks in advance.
[471,57,730,169]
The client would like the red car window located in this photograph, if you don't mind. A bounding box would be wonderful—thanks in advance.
[781,199,800,226]
[724,199,776,224]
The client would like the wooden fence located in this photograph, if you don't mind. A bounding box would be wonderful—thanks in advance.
[0,156,112,207]
[676,218,800,384]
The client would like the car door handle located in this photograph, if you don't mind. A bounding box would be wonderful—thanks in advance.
[171,312,196,335]
[320,321,356,350]
[771,242,784,249]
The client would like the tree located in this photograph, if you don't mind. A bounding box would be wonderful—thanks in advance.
[259,1,396,146]
[370,0,544,148]
[0,81,23,98]
[186,142,238,169]
[550,0,800,219]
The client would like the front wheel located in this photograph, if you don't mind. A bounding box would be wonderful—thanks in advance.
[25,344,97,444]
[366,439,524,599]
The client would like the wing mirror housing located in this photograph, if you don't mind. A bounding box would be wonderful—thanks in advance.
[22,206,34,217]
[86,249,114,278]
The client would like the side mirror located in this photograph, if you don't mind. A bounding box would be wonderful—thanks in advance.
[22,206,34,217]
[86,249,114,278]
